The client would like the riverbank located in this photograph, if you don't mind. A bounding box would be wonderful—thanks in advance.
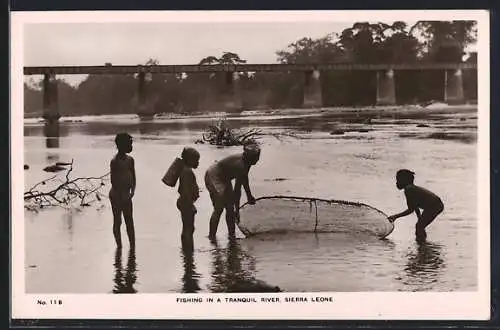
[23,103,477,125]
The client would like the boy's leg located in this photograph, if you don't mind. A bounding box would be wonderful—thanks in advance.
[110,197,123,248]
[209,192,224,240]
[181,206,195,238]
[122,198,135,249]
[415,206,443,241]
[181,209,195,255]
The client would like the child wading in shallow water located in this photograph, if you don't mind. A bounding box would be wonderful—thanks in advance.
[176,148,201,248]
[388,169,444,242]
[204,142,260,241]
[109,133,136,249]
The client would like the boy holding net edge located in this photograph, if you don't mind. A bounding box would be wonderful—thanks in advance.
[388,169,444,242]
[204,141,261,241]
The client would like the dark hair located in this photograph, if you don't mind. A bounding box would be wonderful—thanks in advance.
[114,133,132,147]
[396,169,415,184]
[181,147,200,162]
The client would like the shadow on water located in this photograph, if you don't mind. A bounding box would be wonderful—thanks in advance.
[112,247,138,294]
[399,240,445,291]
[208,238,281,293]
[180,237,201,293]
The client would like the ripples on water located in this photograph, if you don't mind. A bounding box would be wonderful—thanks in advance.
[23,108,478,293]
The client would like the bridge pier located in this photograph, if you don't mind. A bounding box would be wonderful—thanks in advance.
[376,69,396,105]
[303,70,322,108]
[42,73,60,122]
[136,72,155,118]
[444,69,464,104]
[222,72,242,112]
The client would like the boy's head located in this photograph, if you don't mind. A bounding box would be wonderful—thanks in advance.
[396,169,415,189]
[115,133,133,154]
[182,147,200,169]
[243,141,261,165]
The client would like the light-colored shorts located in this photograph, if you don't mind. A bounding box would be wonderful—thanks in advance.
[204,165,231,205]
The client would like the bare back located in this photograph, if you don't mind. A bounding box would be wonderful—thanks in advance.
[404,184,443,211]
[207,153,248,182]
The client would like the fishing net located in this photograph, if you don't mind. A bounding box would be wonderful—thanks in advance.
[237,196,394,239]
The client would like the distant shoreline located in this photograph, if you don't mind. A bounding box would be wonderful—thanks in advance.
[23,103,478,124]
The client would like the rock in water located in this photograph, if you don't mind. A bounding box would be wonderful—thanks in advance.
[43,164,66,173]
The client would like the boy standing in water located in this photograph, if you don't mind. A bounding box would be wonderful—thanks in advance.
[388,169,444,242]
[204,141,261,241]
[176,147,201,248]
[109,133,136,249]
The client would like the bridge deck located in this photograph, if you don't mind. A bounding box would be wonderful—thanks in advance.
[24,63,477,75]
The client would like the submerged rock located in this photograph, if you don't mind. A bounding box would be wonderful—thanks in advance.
[43,165,66,173]
[330,129,345,135]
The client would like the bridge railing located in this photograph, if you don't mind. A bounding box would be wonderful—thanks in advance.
[24,63,477,75]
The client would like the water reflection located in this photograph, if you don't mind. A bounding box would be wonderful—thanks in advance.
[209,238,280,293]
[401,241,445,291]
[112,247,138,294]
[180,237,201,293]
[44,121,60,149]
[62,212,74,251]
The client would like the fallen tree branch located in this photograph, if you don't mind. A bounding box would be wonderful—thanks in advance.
[198,119,307,146]
[24,159,110,212]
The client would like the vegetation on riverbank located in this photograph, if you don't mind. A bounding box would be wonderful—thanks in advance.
[25,21,477,118]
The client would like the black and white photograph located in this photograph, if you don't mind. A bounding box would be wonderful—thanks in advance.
[11,10,490,320]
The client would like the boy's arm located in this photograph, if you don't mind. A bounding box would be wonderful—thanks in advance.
[191,171,199,201]
[180,170,198,202]
[388,189,416,222]
[242,175,255,204]
[239,164,255,204]
[130,157,136,198]
[110,159,118,188]
[234,178,242,212]
[388,208,414,222]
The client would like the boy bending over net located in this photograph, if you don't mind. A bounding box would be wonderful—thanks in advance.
[388,169,444,242]
[205,141,261,240]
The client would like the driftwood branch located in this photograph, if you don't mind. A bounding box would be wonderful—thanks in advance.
[197,118,304,146]
[24,159,110,212]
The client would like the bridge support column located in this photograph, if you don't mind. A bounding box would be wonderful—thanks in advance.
[137,71,155,118]
[444,69,464,104]
[223,72,242,112]
[42,73,60,122]
[376,69,396,105]
[303,70,322,108]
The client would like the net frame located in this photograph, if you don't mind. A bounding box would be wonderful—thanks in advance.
[238,195,394,239]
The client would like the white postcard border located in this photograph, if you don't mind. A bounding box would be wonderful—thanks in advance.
[11,9,491,320]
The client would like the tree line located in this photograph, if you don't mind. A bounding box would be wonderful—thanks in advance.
[24,21,478,118]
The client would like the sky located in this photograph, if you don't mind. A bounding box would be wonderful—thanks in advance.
[21,16,476,86]
[24,21,372,86]
[24,22,359,67]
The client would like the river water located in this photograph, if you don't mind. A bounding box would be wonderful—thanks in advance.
[23,107,478,293]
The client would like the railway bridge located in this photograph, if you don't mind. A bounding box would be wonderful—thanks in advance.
[24,62,477,120]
